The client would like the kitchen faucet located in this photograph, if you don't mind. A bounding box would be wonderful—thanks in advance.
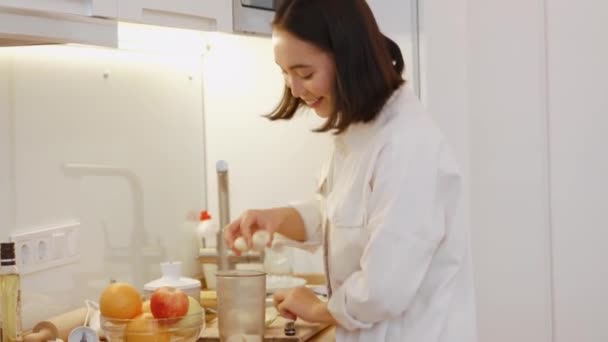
[214,161,263,270]
[63,163,164,290]
[216,160,231,271]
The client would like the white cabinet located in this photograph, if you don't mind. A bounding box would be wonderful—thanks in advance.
[0,0,235,39]
[466,0,553,341]
[466,0,608,340]
[0,3,117,47]
[0,0,235,56]
[118,0,232,32]
[547,1,608,341]
[0,0,117,18]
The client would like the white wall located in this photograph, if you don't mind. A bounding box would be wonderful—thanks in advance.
[0,45,206,328]
[547,1,608,341]
[0,51,14,241]
[367,0,419,95]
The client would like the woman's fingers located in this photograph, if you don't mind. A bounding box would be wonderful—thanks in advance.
[240,212,259,248]
[273,289,286,307]
[273,289,297,320]
[277,302,297,320]
[224,210,275,254]
[223,218,244,254]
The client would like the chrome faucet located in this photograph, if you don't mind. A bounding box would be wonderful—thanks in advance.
[216,160,231,271]
[215,160,263,270]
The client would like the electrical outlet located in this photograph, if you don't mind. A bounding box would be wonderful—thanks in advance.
[19,241,33,265]
[10,221,80,275]
[36,237,51,262]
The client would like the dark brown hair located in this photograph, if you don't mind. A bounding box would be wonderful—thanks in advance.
[266,0,405,134]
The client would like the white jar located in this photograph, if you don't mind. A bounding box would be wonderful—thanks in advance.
[143,261,201,299]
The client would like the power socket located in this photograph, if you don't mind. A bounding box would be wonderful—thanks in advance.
[10,221,81,275]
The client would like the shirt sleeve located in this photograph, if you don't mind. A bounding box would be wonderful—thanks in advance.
[269,197,322,253]
[327,137,462,331]
[276,152,332,252]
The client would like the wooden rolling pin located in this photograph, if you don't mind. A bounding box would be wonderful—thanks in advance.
[24,307,88,342]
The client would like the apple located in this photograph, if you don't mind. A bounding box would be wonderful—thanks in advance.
[183,296,202,319]
[150,287,189,319]
[171,296,204,337]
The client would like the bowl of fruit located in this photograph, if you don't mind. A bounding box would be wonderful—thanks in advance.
[99,282,204,342]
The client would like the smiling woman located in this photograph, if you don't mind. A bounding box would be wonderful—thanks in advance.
[222,1,477,341]
[266,0,404,133]
[272,29,336,118]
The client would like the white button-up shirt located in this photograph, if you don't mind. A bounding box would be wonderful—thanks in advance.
[290,86,477,342]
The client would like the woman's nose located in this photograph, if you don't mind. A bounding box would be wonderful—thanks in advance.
[289,78,304,98]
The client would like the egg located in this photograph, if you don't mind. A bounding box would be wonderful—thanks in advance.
[252,230,271,252]
[234,236,248,252]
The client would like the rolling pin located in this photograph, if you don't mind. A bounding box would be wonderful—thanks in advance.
[24,307,88,342]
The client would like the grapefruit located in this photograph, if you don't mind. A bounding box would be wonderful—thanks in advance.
[99,282,143,319]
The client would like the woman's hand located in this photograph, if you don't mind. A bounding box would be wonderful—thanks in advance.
[223,209,283,254]
[273,286,337,325]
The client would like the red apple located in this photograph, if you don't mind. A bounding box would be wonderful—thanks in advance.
[150,287,189,319]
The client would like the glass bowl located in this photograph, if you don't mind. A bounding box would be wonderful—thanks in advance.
[101,311,205,342]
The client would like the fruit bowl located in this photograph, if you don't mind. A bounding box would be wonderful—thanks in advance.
[101,311,205,342]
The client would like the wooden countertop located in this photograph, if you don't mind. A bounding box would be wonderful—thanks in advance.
[308,326,335,342]
[200,315,334,341]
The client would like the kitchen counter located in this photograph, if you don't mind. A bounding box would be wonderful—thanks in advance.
[200,315,334,341]
[199,273,333,341]
[308,326,335,341]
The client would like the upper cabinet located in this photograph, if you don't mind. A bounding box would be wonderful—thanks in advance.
[0,0,234,32]
[117,0,232,32]
[0,0,235,32]
[0,0,117,18]
[0,1,118,47]
[0,0,248,48]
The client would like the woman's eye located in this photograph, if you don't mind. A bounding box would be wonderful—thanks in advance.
[301,73,313,80]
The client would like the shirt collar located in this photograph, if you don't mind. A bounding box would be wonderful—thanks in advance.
[334,85,410,155]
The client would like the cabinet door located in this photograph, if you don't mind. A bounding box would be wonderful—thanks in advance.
[119,0,231,32]
[466,0,554,341]
[547,0,608,341]
[0,0,117,18]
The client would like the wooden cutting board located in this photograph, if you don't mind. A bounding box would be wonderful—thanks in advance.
[199,316,330,341]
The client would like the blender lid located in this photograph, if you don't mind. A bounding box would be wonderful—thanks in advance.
[143,261,201,291]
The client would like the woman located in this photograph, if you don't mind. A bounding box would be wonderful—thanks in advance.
[224,0,477,341]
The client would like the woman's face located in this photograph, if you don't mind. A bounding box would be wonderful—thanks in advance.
[272,29,336,118]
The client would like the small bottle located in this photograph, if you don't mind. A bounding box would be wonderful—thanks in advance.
[196,211,219,289]
[1,242,23,342]
[197,210,218,248]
